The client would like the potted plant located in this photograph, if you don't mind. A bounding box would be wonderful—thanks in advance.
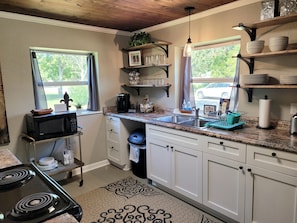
[129,32,151,47]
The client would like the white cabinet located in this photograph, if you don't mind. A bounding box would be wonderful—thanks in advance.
[202,136,246,222]
[105,116,143,170]
[245,145,297,223]
[146,124,203,202]
[106,116,126,168]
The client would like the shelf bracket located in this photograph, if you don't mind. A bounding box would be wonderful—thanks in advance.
[159,66,169,78]
[246,88,253,102]
[237,54,254,74]
[233,23,256,41]
[152,42,169,57]
[164,85,170,97]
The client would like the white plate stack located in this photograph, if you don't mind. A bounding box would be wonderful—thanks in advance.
[280,75,297,85]
[37,156,58,171]
[241,74,268,85]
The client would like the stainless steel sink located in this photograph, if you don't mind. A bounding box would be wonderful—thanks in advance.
[179,118,213,128]
[153,115,216,128]
[153,115,195,124]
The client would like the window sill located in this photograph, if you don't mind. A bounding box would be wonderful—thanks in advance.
[74,109,102,116]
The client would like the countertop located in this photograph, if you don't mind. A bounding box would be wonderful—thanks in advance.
[106,111,297,154]
[0,149,79,223]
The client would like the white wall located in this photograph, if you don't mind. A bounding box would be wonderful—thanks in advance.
[0,14,129,164]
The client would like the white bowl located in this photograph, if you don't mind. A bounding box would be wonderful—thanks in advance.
[269,36,288,51]
[246,40,264,54]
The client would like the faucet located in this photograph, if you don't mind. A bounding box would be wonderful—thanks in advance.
[193,107,200,119]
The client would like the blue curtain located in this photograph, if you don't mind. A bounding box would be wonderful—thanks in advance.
[87,54,99,111]
[30,51,47,109]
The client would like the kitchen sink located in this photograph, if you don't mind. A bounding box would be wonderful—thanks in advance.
[153,115,195,124]
[153,115,216,128]
[179,118,213,128]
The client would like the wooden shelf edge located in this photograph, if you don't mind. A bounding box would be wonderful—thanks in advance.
[123,41,172,51]
[250,14,297,28]
[238,49,297,59]
[122,84,171,88]
[240,84,297,89]
[123,64,171,69]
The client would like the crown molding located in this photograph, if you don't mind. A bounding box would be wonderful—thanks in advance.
[141,0,261,33]
[0,11,131,36]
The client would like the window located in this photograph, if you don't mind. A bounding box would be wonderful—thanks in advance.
[191,38,240,115]
[30,49,99,111]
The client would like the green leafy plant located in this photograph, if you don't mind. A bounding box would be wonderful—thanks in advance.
[75,103,82,109]
[129,32,151,46]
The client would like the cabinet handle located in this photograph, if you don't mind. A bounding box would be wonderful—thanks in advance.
[247,168,251,172]
[109,129,113,132]
[219,141,223,145]
[239,166,243,170]
[272,152,276,157]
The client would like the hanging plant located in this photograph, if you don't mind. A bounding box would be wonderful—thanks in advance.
[129,32,151,47]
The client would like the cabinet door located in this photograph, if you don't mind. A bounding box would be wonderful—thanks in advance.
[203,153,245,222]
[146,138,171,187]
[172,145,202,203]
[245,165,297,223]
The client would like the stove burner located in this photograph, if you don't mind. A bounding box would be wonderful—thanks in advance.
[9,192,60,220]
[0,168,35,190]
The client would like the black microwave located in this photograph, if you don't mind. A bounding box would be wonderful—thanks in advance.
[25,112,77,141]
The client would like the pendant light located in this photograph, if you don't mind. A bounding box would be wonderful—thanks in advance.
[183,6,195,57]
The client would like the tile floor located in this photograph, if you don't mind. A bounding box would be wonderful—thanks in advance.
[62,164,134,197]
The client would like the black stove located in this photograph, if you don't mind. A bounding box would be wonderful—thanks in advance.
[0,163,82,222]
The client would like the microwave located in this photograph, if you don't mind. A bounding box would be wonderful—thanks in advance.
[25,112,77,141]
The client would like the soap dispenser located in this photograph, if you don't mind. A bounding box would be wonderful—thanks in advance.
[290,114,297,135]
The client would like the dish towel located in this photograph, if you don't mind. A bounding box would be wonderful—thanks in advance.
[129,143,140,163]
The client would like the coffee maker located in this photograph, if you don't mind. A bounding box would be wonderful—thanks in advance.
[117,93,130,113]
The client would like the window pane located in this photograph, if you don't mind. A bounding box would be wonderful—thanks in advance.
[191,40,240,115]
[35,51,89,110]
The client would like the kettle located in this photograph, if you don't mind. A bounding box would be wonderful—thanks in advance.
[290,114,297,135]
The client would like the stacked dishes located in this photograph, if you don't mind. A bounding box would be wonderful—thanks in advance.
[246,40,264,54]
[280,75,297,85]
[37,156,58,171]
[269,36,288,52]
[241,74,268,85]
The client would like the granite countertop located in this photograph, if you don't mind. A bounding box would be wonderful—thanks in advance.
[106,111,297,154]
[0,149,22,168]
[0,149,79,223]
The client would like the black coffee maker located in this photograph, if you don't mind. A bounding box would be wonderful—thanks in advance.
[117,93,130,113]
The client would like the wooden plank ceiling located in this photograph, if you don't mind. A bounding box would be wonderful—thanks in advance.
[0,0,237,32]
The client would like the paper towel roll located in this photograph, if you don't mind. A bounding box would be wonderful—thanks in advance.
[259,99,271,128]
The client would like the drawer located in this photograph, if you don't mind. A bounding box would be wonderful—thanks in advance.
[107,141,121,163]
[106,116,120,130]
[247,145,297,177]
[106,128,120,142]
[202,136,246,162]
[146,124,201,150]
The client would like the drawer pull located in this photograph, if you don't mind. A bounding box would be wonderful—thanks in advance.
[239,166,243,170]
[272,152,276,157]
[219,141,223,145]
[247,168,251,172]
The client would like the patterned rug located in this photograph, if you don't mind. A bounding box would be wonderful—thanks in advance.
[75,177,224,223]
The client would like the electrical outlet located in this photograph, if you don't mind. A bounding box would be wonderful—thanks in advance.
[290,103,297,115]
